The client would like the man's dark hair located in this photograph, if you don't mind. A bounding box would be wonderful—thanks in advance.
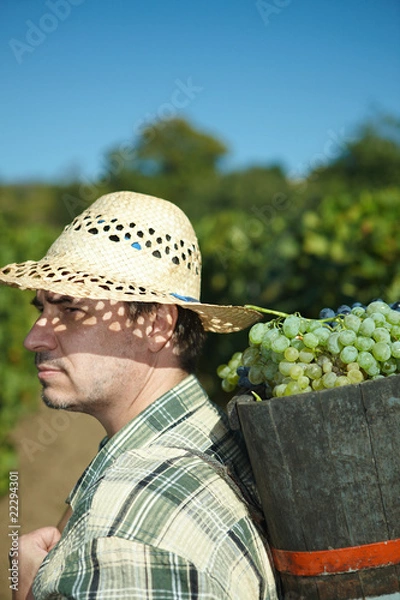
[127,302,207,374]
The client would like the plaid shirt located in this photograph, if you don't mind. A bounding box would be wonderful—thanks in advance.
[33,375,278,599]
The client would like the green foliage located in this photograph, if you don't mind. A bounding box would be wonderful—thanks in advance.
[310,115,400,190]
[296,188,400,310]
[1,112,400,466]
[0,184,69,227]
[0,215,57,494]
[196,199,301,308]
[213,165,289,212]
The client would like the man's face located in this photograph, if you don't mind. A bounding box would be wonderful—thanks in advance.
[24,290,151,417]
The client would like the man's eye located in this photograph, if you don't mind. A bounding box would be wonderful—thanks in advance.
[31,300,43,313]
[64,307,82,314]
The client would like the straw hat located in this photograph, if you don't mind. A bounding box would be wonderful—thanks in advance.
[0,191,261,333]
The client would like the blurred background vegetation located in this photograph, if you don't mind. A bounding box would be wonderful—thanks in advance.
[1,112,400,494]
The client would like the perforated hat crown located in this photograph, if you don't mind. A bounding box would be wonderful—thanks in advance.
[0,191,261,332]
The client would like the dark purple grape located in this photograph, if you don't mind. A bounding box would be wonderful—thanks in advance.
[336,304,351,315]
[238,376,252,389]
[237,366,249,376]
[319,307,335,319]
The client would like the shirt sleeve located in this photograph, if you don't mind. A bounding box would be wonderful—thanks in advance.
[33,536,229,600]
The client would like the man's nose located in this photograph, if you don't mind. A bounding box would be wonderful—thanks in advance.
[24,316,58,353]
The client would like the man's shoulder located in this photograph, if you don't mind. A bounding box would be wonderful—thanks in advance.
[88,445,262,563]
[92,445,249,527]
[101,445,241,497]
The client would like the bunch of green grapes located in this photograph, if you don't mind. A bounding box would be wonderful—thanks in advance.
[217,300,400,398]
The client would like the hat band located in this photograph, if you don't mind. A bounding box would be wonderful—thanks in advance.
[170,293,199,303]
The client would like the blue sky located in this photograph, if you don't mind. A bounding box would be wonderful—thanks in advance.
[1,0,399,184]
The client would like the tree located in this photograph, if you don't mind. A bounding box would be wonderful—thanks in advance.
[213,165,289,212]
[309,115,400,190]
[103,118,228,219]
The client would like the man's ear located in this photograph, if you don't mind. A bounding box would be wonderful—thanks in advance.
[147,304,178,352]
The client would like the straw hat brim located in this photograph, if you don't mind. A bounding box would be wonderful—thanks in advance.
[0,259,262,333]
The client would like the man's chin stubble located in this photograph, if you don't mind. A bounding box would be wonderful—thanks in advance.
[41,390,104,415]
[41,393,78,411]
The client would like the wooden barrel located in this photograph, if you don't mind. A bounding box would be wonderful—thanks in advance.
[233,374,400,599]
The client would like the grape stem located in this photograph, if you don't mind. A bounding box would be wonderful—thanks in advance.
[251,391,263,402]
[245,305,289,318]
[245,304,343,327]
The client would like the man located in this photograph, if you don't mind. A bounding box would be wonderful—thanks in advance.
[1,191,278,599]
